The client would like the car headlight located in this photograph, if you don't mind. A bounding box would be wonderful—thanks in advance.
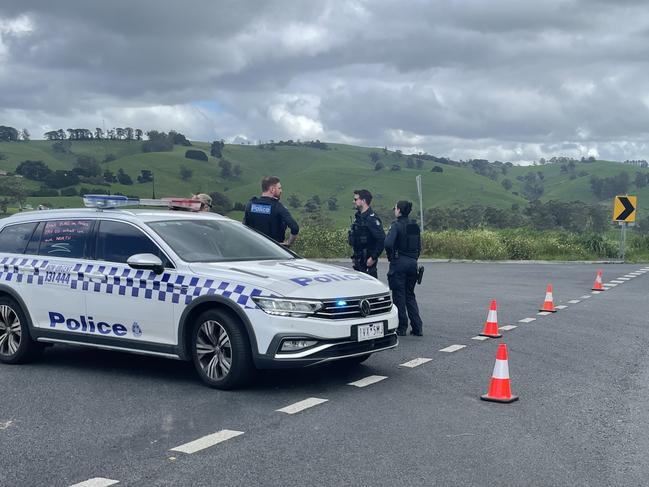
[252,296,322,317]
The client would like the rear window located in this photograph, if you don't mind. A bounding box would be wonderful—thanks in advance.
[38,220,93,258]
[0,222,38,254]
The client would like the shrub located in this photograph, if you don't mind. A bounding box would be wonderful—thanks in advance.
[185,150,208,161]
[60,187,78,196]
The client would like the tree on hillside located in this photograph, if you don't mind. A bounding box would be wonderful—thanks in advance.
[522,171,544,200]
[0,126,19,141]
[590,172,629,199]
[287,194,301,208]
[635,172,648,189]
[218,159,232,178]
[179,166,193,181]
[44,170,80,189]
[369,151,380,163]
[406,157,414,168]
[326,197,338,211]
[209,191,232,214]
[0,176,28,211]
[210,140,225,158]
[501,178,513,191]
[95,128,104,140]
[135,129,143,141]
[103,169,117,183]
[117,168,133,185]
[137,169,154,183]
[74,155,101,177]
[374,162,384,171]
[142,131,173,152]
[20,129,30,141]
[16,160,52,181]
[170,131,192,146]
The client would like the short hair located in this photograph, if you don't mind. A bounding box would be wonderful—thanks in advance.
[354,189,372,205]
[396,200,413,216]
[261,176,281,192]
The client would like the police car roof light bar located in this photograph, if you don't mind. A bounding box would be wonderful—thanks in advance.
[83,194,202,211]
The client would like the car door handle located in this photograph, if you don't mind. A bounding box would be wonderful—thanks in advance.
[17,265,35,274]
[87,273,107,283]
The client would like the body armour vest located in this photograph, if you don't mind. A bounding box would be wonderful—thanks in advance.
[245,197,285,242]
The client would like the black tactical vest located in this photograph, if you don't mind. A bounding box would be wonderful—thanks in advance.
[245,197,285,242]
[396,219,421,259]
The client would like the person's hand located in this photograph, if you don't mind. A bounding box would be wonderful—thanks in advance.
[281,240,291,247]
[366,256,375,267]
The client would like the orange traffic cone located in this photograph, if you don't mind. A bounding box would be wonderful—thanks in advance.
[539,284,557,312]
[592,270,604,291]
[480,299,502,338]
[481,343,519,403]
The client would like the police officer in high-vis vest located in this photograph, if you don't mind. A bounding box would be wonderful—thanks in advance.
[384,200,423,336]
[348,189,385,278]
[243,176,299,246]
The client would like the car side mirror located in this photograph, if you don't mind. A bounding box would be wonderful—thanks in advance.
[127,253,164,274]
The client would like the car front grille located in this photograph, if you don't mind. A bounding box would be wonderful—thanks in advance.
[313,292,392,320]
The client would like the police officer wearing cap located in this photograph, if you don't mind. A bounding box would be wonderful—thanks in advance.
[243,176,299,246]
[348,189,385,278]
[384,200,423,336]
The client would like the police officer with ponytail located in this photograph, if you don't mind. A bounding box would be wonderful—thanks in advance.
[384,200,423,336]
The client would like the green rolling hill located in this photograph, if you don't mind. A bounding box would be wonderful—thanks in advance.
[1,139,647,227]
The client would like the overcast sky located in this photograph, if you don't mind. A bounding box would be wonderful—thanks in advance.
[1,0,649,163]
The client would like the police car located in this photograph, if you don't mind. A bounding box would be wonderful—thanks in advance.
[0,195,398,389]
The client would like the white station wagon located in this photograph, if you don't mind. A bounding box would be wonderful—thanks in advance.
[0,195,398,388]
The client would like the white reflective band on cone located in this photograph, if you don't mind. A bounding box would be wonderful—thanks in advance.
[487,310,497,322]
[545,292,552,300]
[491,359,510,379]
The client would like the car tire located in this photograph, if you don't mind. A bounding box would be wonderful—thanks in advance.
[191,308,255,389]
[0,296,42,364]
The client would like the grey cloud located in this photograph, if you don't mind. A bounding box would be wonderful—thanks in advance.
[2,0,649,161]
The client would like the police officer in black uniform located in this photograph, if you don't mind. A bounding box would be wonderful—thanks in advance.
[384,200,423,336]
[243,176,299,246]
[348,189,385,278]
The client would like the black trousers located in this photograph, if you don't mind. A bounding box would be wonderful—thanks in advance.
[353,256,378,278]
[387,256,423,334]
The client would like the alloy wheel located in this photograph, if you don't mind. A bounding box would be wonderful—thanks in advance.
[0,305,21,357]
[196,320,232,380]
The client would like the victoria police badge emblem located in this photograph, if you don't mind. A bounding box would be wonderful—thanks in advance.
[132,322,143,337]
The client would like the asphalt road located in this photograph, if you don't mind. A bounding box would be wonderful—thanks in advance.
[1,262,648,486]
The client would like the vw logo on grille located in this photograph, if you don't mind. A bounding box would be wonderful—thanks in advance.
[359,299,371,317]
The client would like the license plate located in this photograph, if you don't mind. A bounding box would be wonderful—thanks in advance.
[357,322,384,342]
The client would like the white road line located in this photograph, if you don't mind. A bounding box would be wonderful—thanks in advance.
[610,280,624,284]
[555,305,568,310]
[519,317,536,323]
[400,357,433,367]
[580,295,592,299]
[568,299,581,304]
[171,430,244,454]
[606,283,619,287]
[439,344,466,353]
[348,375,387,388]
[617,277,631,281]
[276,397,328,414]
[500,325,517,331]
[471,335,490,341]
[537,311,552,316]
[68,479,120,487]
[623,275,635,278]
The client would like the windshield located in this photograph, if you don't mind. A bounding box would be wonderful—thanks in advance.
[147,219,295,262]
